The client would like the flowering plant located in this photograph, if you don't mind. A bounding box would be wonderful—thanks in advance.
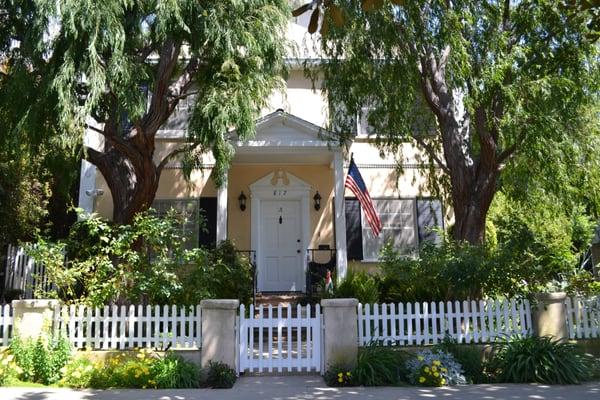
[406,350,466,386]
[0,349,22,386]
[324,365,354,386]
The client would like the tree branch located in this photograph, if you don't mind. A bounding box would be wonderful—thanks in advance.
[157,144,195,174]
[412,135,450,174]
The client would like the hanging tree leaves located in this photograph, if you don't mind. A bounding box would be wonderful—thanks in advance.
[1,0,290,224]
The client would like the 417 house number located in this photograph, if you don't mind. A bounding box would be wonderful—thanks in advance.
[273,190,287,196]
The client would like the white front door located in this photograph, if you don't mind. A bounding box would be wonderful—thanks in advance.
[259,200,304,292]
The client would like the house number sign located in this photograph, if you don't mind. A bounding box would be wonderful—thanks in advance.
[273,190,287,196]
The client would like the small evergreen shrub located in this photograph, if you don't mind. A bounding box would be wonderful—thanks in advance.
[406,349,466,386]
[486,335,596,384]
[200,361,236,389]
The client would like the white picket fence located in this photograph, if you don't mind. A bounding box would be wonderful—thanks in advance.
[58,304,202,350]
[359,299,533,346]
[3,244,54,299]
[0,304,12,346]
[566,296,600,339]
[238,304,322,373]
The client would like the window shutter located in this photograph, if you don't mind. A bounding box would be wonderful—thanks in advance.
[345,197,363,261]
[199,197,217,248]
[416,198,443,245]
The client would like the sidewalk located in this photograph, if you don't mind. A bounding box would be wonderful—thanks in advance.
[2,376,599,400]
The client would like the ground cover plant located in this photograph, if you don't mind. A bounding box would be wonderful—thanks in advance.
[486,335,597,384]
[435,337,486,383]
[406,349,466,387]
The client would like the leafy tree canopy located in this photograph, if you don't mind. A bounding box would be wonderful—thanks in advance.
[1,0,290,223]
[303,0,599,244]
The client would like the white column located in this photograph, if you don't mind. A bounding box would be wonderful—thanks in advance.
[78,125,102,219]
[216,170,228,242]
[333,151,348,281]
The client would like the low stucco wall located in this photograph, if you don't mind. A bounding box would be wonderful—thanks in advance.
[74,349,202,367]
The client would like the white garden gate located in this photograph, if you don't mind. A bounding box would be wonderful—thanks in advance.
[238,304,322,374]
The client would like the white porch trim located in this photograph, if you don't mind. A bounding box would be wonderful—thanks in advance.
[216,171,228,242]
[333,151,348,281]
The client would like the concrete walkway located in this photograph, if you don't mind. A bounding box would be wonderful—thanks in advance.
[2,376,599,400]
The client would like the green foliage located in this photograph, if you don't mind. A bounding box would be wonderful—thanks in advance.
[435,337,486,384]
[313,0,600,244]
[0,349,21,386]
[9,335,72,385]
[1,0,291,223]
[330,270,379,304]
[378,241,494,302]
[60,349,200,389]
[177,241,254,305]
[486,335,596,384]
[28,211,253,305]
[200,361,237,389]
[353,343,406,386]
[488,193,597,296]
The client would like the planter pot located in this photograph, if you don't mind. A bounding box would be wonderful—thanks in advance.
[532,292,568,341]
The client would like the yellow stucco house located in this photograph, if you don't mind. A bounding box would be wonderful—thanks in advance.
[77,14,444,294]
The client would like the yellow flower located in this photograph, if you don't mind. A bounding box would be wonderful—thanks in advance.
[431,366,437,372]
[441,367,447,372]
[135,372,141,378]
[433,360,441,366]
[338,372,343,378]
[346,372,351,376]
[419,376,426,383]
[148,379,156,385]
[424,366,430,373]
[338,377,343,383]
[417,356,424,361]
[433,372,439,377]
[441,378,446,385]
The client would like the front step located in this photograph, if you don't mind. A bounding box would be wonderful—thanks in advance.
[254,292,306,308]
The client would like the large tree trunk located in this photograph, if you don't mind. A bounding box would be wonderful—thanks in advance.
[87,145,161,225]
[418,47,506,246]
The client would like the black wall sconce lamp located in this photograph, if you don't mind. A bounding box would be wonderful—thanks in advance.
[313,191,322,211]
[238,191,247,211]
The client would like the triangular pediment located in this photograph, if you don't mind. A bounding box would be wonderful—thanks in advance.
[233,110,333,143]
[250,170,312,191]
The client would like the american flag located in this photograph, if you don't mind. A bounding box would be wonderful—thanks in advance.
[345,158,382,237]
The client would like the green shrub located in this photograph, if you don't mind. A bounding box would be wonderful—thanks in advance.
[178,240,254,305]
[435,337,486,383]
[29,211,253,305]
[9,335,72,385]
[353,343,406,386]
[200,361,236,389]
[379,241,493,303]
[330,270,379,304]
[486,335,596,384]
[152,353,200,389]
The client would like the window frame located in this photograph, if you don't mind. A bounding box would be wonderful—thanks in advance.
[359,196,444,262]
[151,198,201,250]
